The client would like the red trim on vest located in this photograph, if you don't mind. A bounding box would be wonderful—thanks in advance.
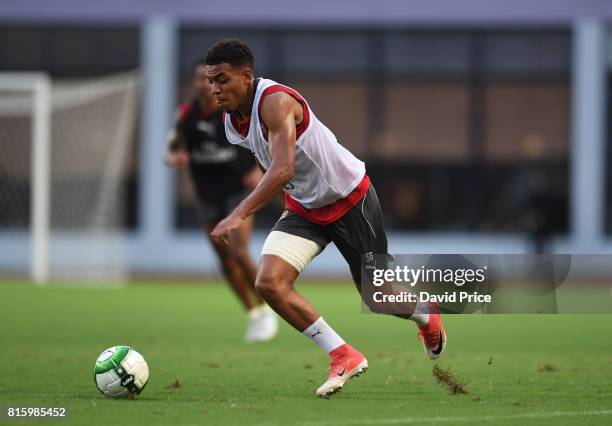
[230,113,251,138]
[285,175,371,225]
[258,85,310,140]
[227,84,310,140]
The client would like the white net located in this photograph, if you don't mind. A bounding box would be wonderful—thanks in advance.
[0,72,140,283]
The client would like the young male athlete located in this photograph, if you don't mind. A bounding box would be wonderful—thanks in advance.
[205,39,446,398]
[165,59,277,343]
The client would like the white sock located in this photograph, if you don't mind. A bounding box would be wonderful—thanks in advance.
[302,317,345,353]
[410,301,430,326]
[247,306,262,320]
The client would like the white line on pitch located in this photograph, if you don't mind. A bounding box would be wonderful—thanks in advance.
[277,409,612,426]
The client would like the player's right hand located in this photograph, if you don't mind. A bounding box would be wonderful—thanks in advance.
[164,150,190,168]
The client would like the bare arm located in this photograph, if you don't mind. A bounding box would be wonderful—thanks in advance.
[210,91,300,244]
[164,111,189,167]
[233,92,297,218]
[167,109,187,152]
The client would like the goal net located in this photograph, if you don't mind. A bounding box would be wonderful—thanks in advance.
[0,72,140,284]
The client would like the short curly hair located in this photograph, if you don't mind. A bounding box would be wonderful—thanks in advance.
[205,39,254,69]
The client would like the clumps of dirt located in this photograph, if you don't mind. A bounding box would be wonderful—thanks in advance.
[303,364,313,370]
[487,356,493,365]
[432,364,468,395]
[166,379,182,389]
[538,363,559,372]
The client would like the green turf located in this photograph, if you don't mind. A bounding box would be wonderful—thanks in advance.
[1,281,611,425]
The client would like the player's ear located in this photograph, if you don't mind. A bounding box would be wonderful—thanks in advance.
[241,67,253,84]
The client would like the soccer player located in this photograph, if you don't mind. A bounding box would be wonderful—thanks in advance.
[205,39,446,397]
[165,59,277,343]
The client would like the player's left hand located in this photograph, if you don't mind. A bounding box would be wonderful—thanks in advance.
[210,213,244,246]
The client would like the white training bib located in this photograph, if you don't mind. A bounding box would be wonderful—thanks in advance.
[224,78,365,209]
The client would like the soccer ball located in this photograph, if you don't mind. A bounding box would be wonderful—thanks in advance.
[94,346,149,398]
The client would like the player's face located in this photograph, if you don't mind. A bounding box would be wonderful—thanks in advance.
[204,63,253,113]
[193,65,213,101]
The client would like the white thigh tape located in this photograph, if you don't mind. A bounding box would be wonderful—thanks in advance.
[261,231,322,273]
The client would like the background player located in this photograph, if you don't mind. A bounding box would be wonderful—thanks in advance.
[165,59,277,343]
[204,39,446,398]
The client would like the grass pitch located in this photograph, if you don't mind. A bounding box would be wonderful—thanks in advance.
[1,280,611,425]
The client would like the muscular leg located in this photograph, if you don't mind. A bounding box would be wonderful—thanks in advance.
[330,186,419,320]
[206,223,259,311]
[256,224,367,397]
[230,215,264,305]
[255,254,320,332]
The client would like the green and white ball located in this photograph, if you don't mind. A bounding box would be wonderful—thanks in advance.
[94,346,149,398]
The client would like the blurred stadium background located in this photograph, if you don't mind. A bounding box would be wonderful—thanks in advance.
[0,0,611,281]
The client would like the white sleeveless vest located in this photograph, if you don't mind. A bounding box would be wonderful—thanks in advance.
[224,78,365,209]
